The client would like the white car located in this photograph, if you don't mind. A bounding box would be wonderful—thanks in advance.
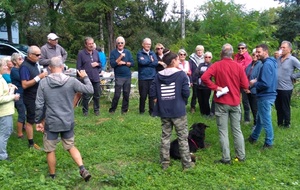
[0,42,27,58]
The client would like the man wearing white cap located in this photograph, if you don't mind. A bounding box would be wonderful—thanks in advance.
[40,33,67,68]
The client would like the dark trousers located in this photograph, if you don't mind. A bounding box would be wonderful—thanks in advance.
[109,78,131,112]
[138,79,154,114]
[196,88,211,115]
[247,93,258,126]
[241,90,250,122]
[275,89,292,126]
[190,84,198,109]
[82,81,101,113]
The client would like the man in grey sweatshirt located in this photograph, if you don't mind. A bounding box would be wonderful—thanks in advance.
[35,57,93,181]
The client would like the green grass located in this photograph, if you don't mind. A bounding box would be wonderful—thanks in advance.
[1,93,300,190]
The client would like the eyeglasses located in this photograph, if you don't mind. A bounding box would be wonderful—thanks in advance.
[205,56,212,58]
[238,47,245,50]
[32,53,41,57]
[117,42,124,45]
[18,57,23,60]
[179,54,186,56]
[156,47,163,50]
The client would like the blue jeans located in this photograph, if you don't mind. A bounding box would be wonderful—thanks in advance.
[251,98,275,145]
[0,115,13,160]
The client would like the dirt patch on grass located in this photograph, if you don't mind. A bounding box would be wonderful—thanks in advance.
[96,118,111,124]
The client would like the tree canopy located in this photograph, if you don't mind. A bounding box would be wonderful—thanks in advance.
[1,0,299,62]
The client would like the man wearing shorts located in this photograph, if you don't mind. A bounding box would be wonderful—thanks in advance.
[35,57,94,181]
[20,46,47,148]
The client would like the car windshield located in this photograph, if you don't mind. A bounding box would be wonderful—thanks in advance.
[10,43,28,54]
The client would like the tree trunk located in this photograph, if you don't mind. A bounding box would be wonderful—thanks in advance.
[105,11,114,57]
[5,11,13,42]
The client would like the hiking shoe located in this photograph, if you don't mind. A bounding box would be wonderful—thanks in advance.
[190,153,196,162]
[214,159,232,165]
[248,136,257,144]
[190,108,195,114]
[80,168,91,182]
[183,162,195,171]
[162,163,169,170]
[29,143,44,151]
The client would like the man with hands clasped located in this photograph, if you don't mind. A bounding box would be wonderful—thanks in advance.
[109,36,134,114]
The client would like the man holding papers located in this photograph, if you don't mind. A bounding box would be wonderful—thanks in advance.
[201,43,249,164]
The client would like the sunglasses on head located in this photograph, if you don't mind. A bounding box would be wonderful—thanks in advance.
[238,47,245,50]
[179,53,186,56]
[117,42,124,45]
[156,47,163,50]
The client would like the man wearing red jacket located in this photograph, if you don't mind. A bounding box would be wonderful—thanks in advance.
[201,43,249,164]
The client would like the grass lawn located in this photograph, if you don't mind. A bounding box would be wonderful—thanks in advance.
[1,90,300,190]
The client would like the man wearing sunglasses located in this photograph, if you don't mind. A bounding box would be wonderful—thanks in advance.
[234,42,252,124]
[20,45,48,149]
[109,36,134,114]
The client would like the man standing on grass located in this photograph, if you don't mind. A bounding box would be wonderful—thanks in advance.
[35,57,93,181]
[76,37,101,116]
[201,43,249,164]
[20,45,47,149]
[275,41,300,128]
[137,38,158,115]
[248,44,277,149]
[109,36,134,114]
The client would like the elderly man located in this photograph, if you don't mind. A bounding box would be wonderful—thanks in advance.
[35,57,93,181]
[275,41,300,128]
[201,43,249,164]
[248,44,277,149]
[20,46,48,149]
[189,45,205,113]
[40,33,67,68]
[234,42,252,124]
[109,36,134,114]
[137,38,158,115]
[76,37,101,116]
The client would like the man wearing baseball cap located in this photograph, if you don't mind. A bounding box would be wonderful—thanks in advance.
[40,33,68,68]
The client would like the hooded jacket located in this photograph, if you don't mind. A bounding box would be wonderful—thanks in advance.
[150,68,190,118]
[189,53,204,84]
[35,73,93,132]
[254,57,277,100]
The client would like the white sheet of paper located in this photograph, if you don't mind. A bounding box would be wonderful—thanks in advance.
[216,86,229,98]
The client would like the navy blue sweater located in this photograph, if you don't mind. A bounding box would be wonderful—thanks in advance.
[150,68,190,118]
[137,50,158,80]
[110,48,134,78]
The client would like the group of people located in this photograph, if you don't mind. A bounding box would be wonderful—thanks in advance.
[1,34,300,178]
[0,33,93,181]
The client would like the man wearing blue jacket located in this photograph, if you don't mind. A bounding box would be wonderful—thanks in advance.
[248,44,277,149]
[109,36,134,114]
[137,38,158,115]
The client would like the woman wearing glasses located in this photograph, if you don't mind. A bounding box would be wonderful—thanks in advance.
[155,43,166,72]
[10,53,26,138]
[194,52,213,116]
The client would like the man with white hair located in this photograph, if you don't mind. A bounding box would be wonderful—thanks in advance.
[201,44,249,164]
[109,36,134,114]
[137,38,158,115]
[40,33,68,68]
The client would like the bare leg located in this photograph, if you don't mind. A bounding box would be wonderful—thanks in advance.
[68,146,83,166]
[25,122,33,139]
[47,151,56,175]
[17,122,23,137]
